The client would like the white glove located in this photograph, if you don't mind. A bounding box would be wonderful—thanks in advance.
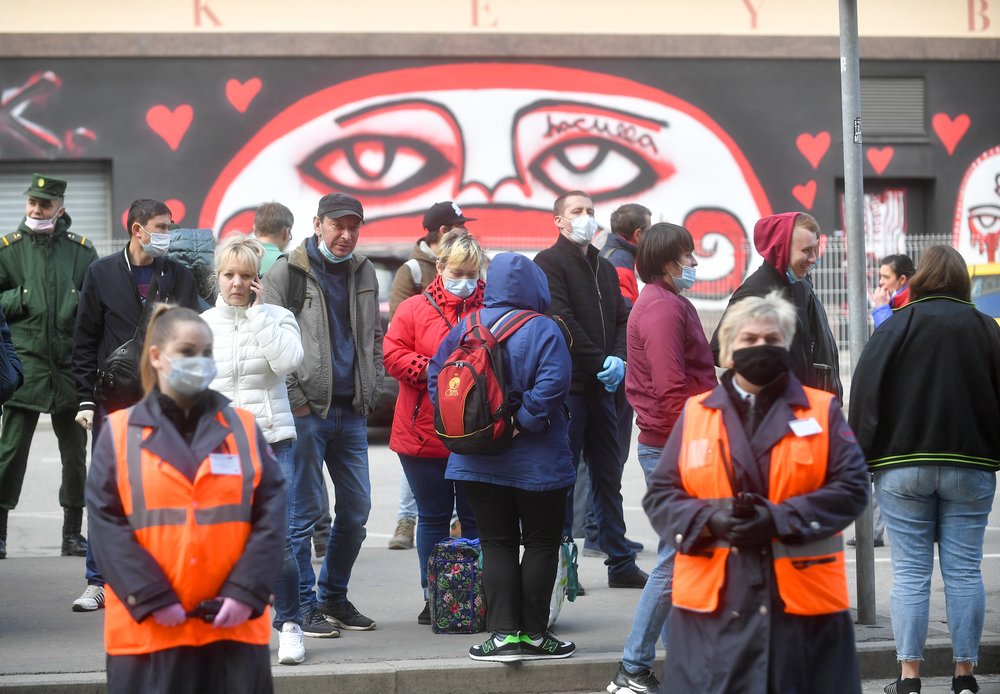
[75,408,94,431]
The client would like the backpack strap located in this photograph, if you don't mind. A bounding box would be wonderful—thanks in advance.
[422,291,454,330]
[489,310,541,343]
[405,258,423,291]
[285,258,307,316]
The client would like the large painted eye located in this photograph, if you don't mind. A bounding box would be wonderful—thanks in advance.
[299,135,453,198]
[969,204,1000,236]
[527,136,659,202]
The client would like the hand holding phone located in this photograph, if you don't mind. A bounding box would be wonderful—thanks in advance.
[248,275,264,306]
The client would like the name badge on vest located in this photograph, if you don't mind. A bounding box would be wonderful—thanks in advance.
[209,453,242,476]
[788,417,822,437]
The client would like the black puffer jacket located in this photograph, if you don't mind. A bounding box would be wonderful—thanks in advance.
[534,234,628,393]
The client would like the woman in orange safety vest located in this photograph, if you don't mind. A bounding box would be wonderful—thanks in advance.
[86,305,286,694]
[642,292,870,693]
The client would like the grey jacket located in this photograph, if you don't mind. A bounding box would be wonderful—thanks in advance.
[264,239,384,418]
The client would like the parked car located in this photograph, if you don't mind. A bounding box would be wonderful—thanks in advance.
[361,244,410,429]
[969,263,1000,324]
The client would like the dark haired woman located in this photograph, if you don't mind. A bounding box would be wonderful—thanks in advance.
[851,246,1000,694]
[871,253,916,329]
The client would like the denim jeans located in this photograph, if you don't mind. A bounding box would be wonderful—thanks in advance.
[574,389,633,543]
[563,392,637,577]
[84,404,111,587]
[289,405,371,610]
[622,444,673,672]
[397,472,418,521]
[398,454,477,592]
[875,465,996,663]
[270,440,302,627]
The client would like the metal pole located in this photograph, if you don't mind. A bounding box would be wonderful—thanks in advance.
[839,0,876,625]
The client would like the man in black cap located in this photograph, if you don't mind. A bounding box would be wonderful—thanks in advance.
[0,173,98,560]
[264,192,384,638]
[384,200,475,550]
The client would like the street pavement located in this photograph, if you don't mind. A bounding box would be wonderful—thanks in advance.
[0,419,997,693]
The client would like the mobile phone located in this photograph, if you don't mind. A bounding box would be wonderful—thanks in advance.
[188,598,224,622]
[249,274,262,304]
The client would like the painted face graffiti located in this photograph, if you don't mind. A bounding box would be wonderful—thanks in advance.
[199,63,770,308]
[955,145,1000,263]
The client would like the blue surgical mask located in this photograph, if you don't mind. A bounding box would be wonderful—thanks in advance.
[444,277,477,299]
[166,356,217,396]
[318,239,352,264]
[786,268,801,284]
[671,265,697,291]
[139,225,170,258]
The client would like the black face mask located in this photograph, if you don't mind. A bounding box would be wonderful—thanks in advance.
[732,345,790,386]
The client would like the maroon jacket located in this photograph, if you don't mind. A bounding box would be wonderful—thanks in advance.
[625,280,717,447]
[383,274,484,457]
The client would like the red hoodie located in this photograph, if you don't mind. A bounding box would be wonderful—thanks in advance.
[753,211,801,275]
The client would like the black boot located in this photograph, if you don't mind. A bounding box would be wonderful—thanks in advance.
[61,507,87,557]
[0,508,7,559]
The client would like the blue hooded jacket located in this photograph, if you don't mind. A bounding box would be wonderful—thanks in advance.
[428,253,575,492]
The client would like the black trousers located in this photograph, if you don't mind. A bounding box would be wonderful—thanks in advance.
[461,481,568,635]
[107,641,272,694]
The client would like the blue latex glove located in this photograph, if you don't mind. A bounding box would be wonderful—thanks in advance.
[596,356,625,392]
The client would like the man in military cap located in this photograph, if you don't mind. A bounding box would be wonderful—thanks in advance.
[0,174,98,560]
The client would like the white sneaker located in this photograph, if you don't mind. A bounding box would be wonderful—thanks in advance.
[72,584,105,612]
[278,622,306,665]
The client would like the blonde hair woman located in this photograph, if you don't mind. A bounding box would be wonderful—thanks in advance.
[201,234,308,663]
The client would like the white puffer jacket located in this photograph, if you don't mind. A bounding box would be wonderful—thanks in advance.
[203,297,304,444]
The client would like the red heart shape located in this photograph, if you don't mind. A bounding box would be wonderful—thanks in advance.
[932,113,970,156]
[792,180,817,210]
[146,104,193,151]
[795,131,831,170]
[226,78,262,113]
[866,147,894,175]
[120,198,187,231]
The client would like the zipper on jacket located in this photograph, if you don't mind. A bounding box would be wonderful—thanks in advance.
[591,257,607,351]
[232,310,242,406]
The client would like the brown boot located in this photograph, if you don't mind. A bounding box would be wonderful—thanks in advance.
[388,517,415,550]
[61,507,87,557]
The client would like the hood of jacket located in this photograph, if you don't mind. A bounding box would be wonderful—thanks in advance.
[484,252,550,313]
[753,212,800,276]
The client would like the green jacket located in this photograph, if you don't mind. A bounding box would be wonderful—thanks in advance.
[0,213,98,412]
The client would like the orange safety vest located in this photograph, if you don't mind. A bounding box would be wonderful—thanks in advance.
[103,406,271,655]
[672,387,849,616]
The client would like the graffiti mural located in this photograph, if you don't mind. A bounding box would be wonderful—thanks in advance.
[955,145,1000,263]
[198,64,769,303]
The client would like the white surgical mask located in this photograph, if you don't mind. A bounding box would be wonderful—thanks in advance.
[24,214,58,233]
[671,265,697,291]
[444,277,477,299]
[166,355,218,396]
[140,225,170,258]
[564,215,598,246]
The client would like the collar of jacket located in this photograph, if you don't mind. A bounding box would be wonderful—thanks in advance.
[605,233,638,257]
[214,293,249,319]
[703,370,809,412]
[17,211,72,239]
[554,232,599,268]
[288,236,367,276]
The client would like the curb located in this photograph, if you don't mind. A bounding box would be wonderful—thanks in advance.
[3,639,998,694]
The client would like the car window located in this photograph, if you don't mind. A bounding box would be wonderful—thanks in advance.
[972,289,1000,318]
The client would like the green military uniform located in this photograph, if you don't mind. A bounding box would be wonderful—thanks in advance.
[0,175,97,516]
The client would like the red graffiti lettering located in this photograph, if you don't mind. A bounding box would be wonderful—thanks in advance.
[472,0,498,27]
[742,0,765,29]
[969,0,991,30]
[194,0,222,27]
[544,115,659,154]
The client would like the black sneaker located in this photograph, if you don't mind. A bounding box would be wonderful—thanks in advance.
[884,678,921,694]
[469,632,523,662]
[609,568,648,589]
[607,662,661,693]
[519,631,576,660]
[320,600,376,631]
[417,600,431,625]
[301,605,340,638]
[952,675,979,694]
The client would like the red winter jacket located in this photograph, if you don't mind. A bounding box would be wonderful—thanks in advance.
[383,274,485,457]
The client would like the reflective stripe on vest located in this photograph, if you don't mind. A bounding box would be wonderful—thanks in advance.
[672,387,849,616]
[124,408,254,529]
[103,405,271,655]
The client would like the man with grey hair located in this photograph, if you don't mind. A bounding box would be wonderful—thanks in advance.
[253,202,294,274]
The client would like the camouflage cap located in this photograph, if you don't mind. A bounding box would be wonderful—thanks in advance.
[24,173,67,200]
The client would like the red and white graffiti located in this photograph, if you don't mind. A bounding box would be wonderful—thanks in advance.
[955,145,1000,263]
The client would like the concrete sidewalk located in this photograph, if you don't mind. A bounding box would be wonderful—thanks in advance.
[1,542,997,693]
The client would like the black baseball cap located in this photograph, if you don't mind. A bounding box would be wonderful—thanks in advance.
[317,193,364,221]
[422,201,475,232]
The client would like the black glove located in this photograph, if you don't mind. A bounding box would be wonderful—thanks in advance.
[729,502,775,547]
[706,509,737,543]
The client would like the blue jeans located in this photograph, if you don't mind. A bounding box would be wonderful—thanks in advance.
[289,406,371,610]
[563,392,637,578]
[270,440,302,627]
[397,473,418,520]
[398,454,478,592]
[85,404,110,587]
[622,444,673,672]
[875,466,996,663]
